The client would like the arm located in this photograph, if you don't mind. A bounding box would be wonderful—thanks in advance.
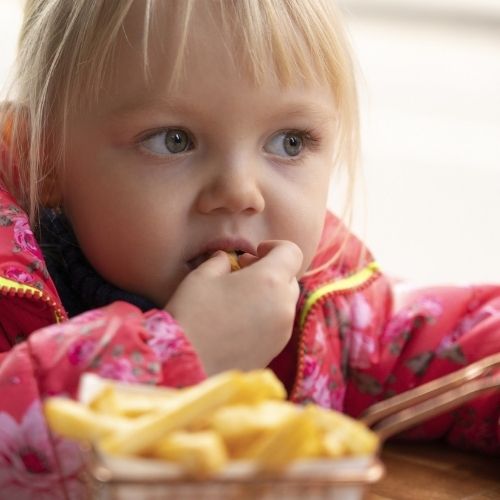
[1,301,206,417]
[344,279,500,454]
[0,301,205,497]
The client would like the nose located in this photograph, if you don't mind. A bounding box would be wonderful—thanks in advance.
[195,160,265,215]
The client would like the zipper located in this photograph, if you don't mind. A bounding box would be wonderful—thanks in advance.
[290,261,381,402]
[0,275,67,323]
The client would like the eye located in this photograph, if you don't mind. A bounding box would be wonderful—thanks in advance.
[265,131,304,157]
[140,129,192,155]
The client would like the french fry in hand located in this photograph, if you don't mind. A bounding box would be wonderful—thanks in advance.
[226,251,241,271]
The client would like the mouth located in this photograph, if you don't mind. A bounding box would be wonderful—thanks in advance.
[186,240,253,270]
[187,249,246,270]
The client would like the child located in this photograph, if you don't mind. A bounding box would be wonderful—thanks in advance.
[0,0,498,498]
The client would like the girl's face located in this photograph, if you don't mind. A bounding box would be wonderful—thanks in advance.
[59,3,338,306]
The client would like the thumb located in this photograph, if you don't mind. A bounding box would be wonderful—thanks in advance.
[194,250,231,277]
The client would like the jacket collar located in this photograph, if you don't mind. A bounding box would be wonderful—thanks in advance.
[0,185,65,323]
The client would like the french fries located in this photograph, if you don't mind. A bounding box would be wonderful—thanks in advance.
[153,431,228,476]
[90,385,178,417]
[226,250,240,271]
[236,407,323,469]
[99,371,245,455]
[44,397,131,441]
[43,369,379,477]
[210,401,296,456]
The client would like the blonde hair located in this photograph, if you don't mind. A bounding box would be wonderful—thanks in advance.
[1,0,360,271]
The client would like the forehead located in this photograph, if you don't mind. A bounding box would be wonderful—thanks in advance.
[103,0,333,104]
[116,2,237,86]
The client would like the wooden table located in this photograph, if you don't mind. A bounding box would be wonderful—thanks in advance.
[369,442,500,500]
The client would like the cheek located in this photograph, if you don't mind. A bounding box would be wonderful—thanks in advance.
[298,211,327,276]
[60,163,157,286]
[273,190,329,277]
[290,171,332,275]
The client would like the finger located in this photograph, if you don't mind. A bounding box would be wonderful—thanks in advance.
[290,277,300,302]
[254,240,303,278]
[193,250,231,277]
[238,253,258,269]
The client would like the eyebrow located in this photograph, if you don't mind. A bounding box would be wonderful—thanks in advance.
[107,98,183,119]
[106,98,336,125]
[271,104,337,122]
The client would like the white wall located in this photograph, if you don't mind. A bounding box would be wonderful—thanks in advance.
[332,0,500,283]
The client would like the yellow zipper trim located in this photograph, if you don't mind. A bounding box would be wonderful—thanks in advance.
[299,261,380,328]
[0,275,65,323]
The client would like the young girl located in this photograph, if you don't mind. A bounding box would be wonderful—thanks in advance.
[0,0,498,498]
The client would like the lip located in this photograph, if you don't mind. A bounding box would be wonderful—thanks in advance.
[186,237,256,270]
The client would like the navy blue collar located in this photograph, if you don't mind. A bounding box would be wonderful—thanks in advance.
[38,209,156,317]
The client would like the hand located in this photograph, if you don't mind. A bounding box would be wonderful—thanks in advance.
[165,240,303,375]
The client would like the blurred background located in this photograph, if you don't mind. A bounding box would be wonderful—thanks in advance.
[1,0,499,283]
[334,0,500,283]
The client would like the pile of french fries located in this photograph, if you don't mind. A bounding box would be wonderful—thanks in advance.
[44,370,379,477]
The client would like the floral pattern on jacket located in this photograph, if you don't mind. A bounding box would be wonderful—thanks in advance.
[0,190,47,289]
[0,183,499,499]
[0,401,83,500]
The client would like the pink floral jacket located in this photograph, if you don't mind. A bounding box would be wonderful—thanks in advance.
[0,182,499,500]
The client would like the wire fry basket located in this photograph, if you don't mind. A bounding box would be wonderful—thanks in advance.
[83,448,384,500]
[81,353,499,500]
